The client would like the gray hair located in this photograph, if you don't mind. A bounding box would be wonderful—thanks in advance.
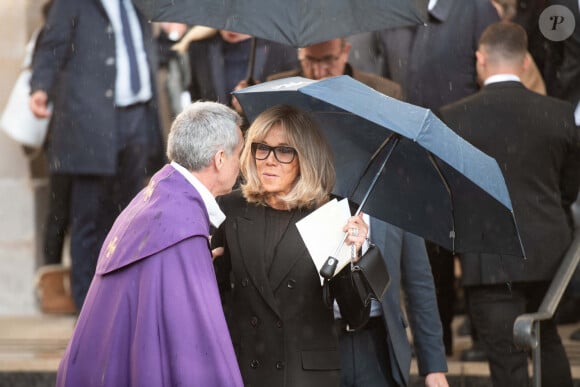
[167,101,242,171]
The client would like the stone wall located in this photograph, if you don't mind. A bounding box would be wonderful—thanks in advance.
[0,0,47,315]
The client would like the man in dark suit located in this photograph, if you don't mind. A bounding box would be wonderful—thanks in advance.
[378,0,500,355]
[29,0,163,310]
[546,0,580,339]
[440,22,579,386]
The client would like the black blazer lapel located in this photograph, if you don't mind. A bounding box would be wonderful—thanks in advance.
[268,213,310,292]
[235,208,281,318]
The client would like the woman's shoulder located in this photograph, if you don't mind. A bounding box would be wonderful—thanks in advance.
[216,189,247,213]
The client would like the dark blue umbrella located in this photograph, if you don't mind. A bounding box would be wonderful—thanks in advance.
[234,76,526,258]
[134,0,427,84]
[134,0,427,47]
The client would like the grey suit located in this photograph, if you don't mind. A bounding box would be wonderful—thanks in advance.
[378,0,500,354]
[360,219,447,386]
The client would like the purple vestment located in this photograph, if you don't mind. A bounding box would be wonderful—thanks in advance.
[57,165,243,387]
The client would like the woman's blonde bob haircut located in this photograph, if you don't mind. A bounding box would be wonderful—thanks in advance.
[241,105,335,210]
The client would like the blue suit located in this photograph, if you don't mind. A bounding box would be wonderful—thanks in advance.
[30,0,163,309]
[340,218,447,386]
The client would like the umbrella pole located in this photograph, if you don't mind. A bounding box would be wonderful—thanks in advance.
[353,134,401,217]
[245,37,257,85]
[320,133,401,279]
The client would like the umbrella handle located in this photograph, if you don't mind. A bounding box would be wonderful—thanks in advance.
[319,134,401,280]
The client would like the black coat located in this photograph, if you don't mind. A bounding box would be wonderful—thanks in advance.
[440,81,580,285]
[30,0,161,175]
[214,191,340,387]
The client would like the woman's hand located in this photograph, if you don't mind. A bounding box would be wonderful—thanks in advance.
[211,247,224,261]
[342,213,368,262]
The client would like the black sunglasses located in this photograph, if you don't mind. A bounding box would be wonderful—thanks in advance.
[251,142,297,164]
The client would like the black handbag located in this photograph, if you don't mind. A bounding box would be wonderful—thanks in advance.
[328,243,391,330]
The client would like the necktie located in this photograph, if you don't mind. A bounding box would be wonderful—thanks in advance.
[118,0,141,94]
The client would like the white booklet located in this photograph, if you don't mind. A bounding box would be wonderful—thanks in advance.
[296,198,352,285]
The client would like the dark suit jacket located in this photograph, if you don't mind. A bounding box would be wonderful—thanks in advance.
[440,81,580,285]
[548,0,580,106]
[30,0,161,175]
[214,191,340,387]
[379,0,499,110]
[371,219,447,386]
[188,35,298,105]
[267,64,402,100]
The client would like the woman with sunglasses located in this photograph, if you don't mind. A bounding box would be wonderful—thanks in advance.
[212,105,368,387]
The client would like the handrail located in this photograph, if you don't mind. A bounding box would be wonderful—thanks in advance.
[513,230,580,386]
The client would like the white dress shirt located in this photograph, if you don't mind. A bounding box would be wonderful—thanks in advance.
[428,0,438,11]
[100,0,152,106]
[484,73,521,85]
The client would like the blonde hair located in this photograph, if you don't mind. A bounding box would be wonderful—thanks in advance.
[241,105,335,209]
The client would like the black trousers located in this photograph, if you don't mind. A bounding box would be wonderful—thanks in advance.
[467,282,573,387]
[338,317,399,387]
[69,103,150,309]
[43,173,72,265]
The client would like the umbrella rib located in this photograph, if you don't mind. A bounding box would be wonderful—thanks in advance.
[349,133,395,200]
[354,134,401,216]
[427,152,456,253]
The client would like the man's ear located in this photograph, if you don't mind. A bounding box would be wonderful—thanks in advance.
[521,52,531,74]
[475,50,485,67]
[214,149,225,171]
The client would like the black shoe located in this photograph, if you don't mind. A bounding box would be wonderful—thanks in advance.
[460,344,487,362]
[570,328,580,341]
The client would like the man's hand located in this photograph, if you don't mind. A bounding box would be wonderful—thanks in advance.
[425,372,448,387]
[29,90,51,118]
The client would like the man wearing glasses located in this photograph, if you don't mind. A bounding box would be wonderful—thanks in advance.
[267,38,401,99]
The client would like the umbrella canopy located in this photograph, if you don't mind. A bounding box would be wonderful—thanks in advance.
[234,76,526,257]
[134,0,427,47]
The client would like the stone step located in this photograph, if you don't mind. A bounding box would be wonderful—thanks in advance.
[2,315,580,387]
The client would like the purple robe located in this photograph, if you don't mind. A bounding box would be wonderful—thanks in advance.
[57,165,243,387]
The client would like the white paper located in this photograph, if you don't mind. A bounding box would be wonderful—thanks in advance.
[296,198,352,284]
